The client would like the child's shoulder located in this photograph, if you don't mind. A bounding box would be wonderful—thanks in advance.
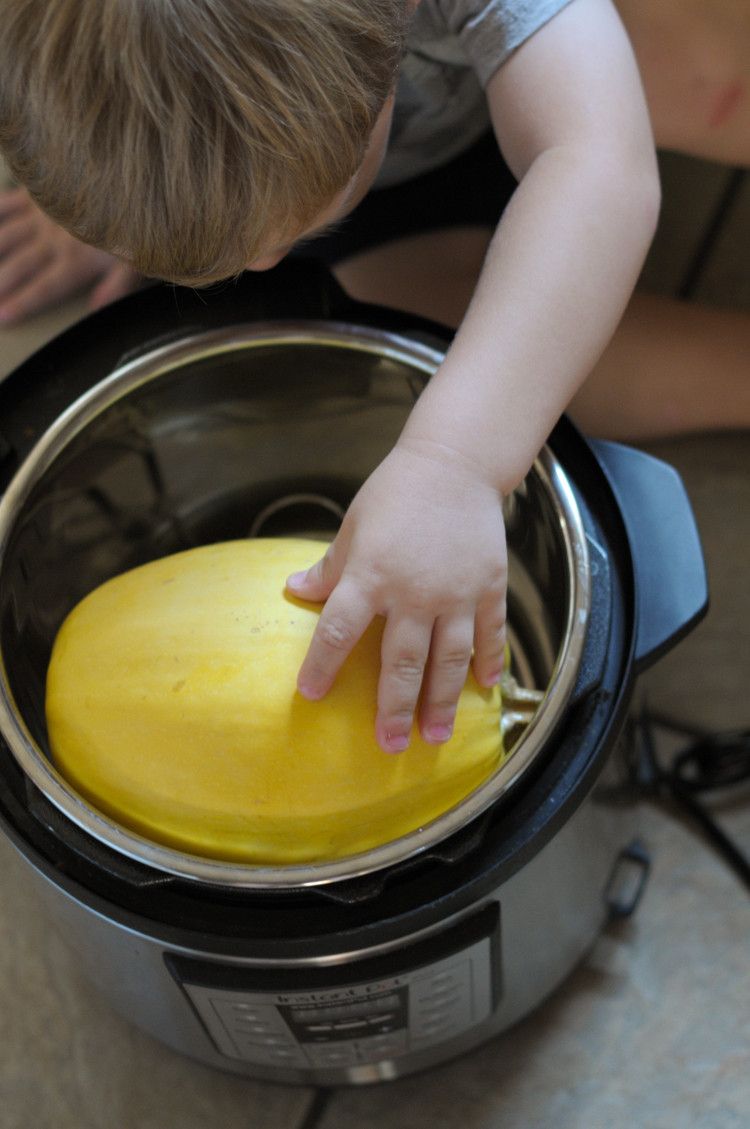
[375,0,572,189]
[412,0,574,84]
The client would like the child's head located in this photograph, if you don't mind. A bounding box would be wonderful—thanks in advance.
[0,0,410,283]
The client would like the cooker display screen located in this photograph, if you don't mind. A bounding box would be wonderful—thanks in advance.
[278,990,407,1043]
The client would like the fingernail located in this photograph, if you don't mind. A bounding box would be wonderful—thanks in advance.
[485,670,503,686]
[385,732,410,754]
[297,682,326,701]
[286,570,308,590]
[426,723,453,744]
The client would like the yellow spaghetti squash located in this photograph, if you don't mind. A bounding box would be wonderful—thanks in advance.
[45,538,506,864]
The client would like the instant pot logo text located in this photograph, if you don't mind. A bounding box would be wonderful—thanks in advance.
[277,981,400,1005]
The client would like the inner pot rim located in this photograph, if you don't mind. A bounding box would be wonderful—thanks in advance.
[0,321,590,889]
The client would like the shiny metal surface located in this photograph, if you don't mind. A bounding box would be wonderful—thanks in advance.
[23,779,632,1085]
[0,321,590,888]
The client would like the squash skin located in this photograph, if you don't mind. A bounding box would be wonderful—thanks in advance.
[45,538,506,864]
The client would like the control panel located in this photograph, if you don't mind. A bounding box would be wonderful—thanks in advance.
[166,904,500,1070]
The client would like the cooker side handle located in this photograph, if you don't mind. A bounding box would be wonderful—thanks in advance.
[588,439,708,672]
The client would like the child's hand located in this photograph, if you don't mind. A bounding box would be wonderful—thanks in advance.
[286,440,508,753]
[0,187,140,324]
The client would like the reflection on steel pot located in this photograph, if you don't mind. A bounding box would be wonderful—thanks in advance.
[0,262,707,1086]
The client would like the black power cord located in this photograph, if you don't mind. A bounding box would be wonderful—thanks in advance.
[626,708,750,893]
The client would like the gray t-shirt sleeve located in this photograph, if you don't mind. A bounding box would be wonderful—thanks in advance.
[435,0,575,87]
[375,0,573,187]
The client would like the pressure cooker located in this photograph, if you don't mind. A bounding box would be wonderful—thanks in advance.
[0,261,707,1085]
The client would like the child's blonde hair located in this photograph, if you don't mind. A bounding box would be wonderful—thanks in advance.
[0,0,409,283]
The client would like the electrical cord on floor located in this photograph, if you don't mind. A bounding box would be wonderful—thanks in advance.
[626,707,750,894]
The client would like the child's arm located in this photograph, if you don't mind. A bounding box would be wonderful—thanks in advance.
[287,0,660,753]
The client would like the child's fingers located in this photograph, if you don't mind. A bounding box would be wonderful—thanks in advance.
[416,613,476,747]
[0,187,32,219]
[294,574,374,702]
[0,189,133,323]
[0,252,69,324]
[375,612,434,753]
[285,543,341,604]
[0,239,49,300]
[471,596,508,688]
[0,211,35,259]
[89,263,141,310]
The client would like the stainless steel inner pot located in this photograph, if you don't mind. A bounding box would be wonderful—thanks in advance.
[0,322,589,888]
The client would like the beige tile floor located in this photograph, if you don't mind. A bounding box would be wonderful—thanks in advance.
[1,153,750,1128]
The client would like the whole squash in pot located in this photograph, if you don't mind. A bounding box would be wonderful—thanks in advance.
[45,538,507,864]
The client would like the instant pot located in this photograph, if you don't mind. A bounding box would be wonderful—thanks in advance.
[0,262,707,1085]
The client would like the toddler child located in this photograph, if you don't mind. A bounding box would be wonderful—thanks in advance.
[0,0,659,751]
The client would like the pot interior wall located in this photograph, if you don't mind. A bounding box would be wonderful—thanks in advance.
[0,331,570,780]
